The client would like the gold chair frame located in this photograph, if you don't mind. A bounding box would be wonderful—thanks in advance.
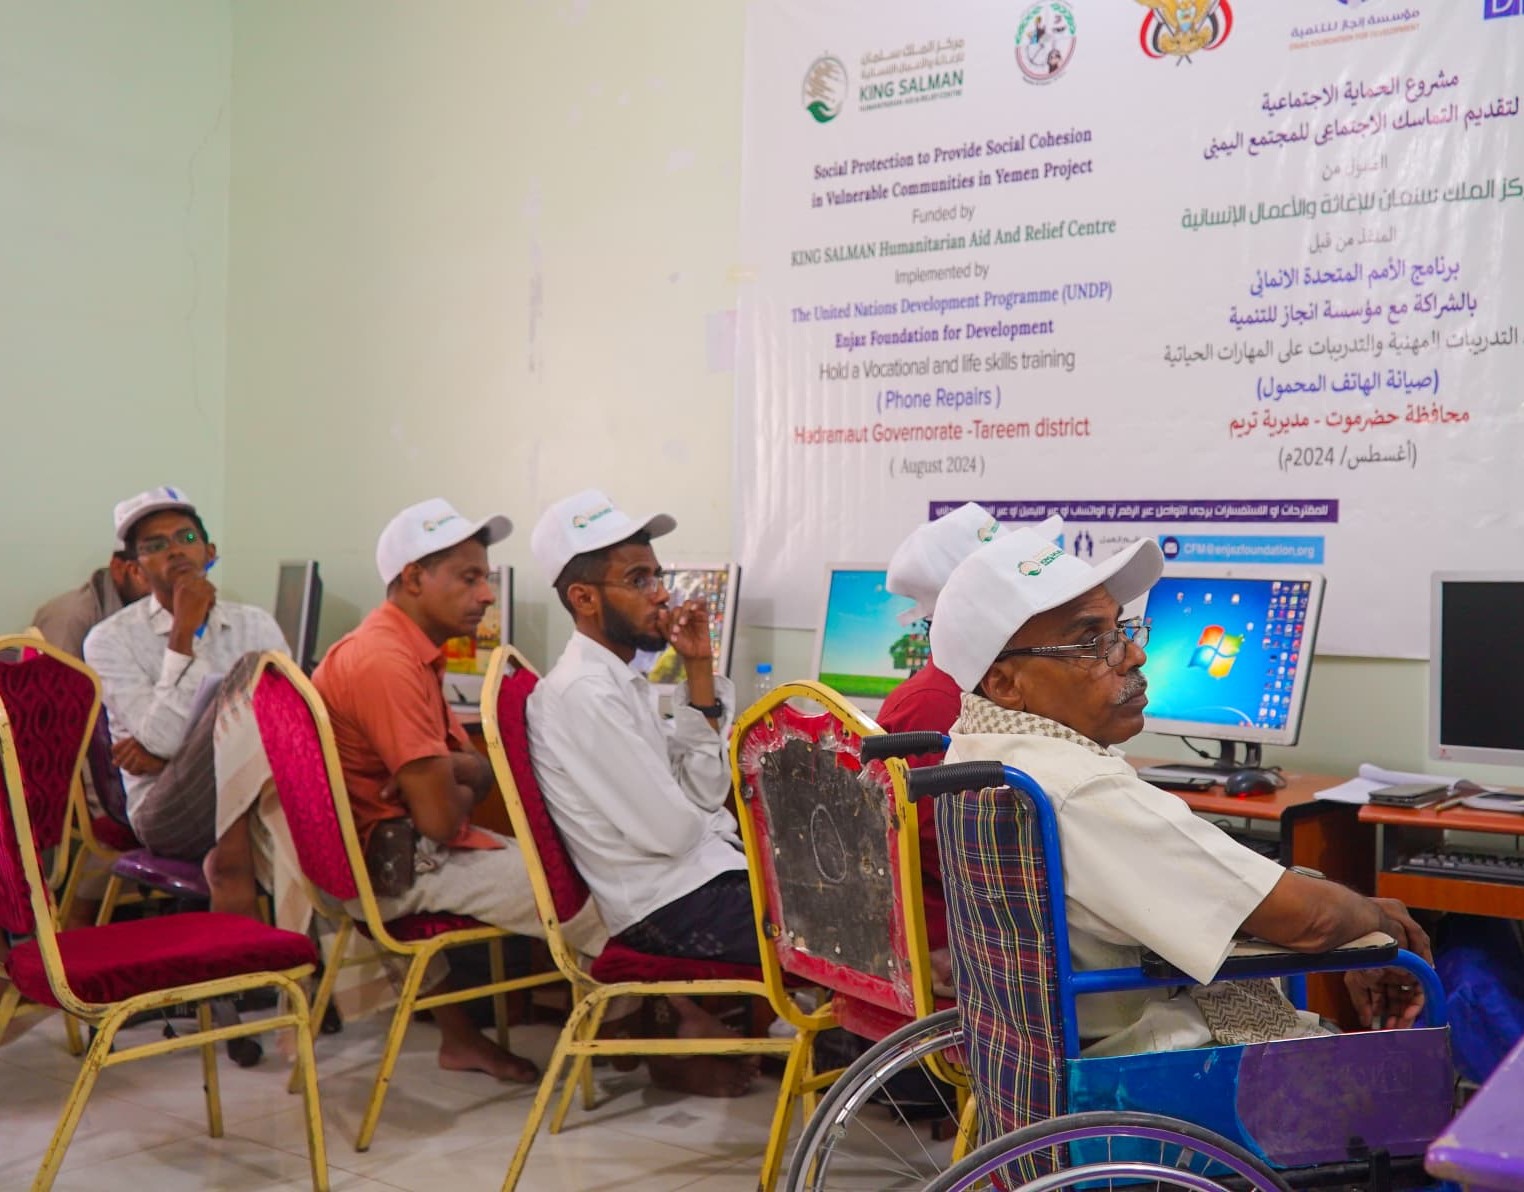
[253,651,564,1151]
[0,642,328,1192]
[730,679,977,1185]
[479,644,818,1192]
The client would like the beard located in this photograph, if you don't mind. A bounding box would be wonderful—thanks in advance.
[603,601,667,654]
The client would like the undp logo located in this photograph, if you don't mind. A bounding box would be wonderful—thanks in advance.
[1484,0,1522,17]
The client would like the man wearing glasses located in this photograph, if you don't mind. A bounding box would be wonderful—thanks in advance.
[84,486,290,861]
[528,489,760,1097]
[931,524,1432,1057]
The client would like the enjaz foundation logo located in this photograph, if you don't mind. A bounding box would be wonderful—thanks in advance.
[802,54,849,123]
[1015,2,1078,84]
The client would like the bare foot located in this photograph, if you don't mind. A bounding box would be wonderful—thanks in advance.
[648,1054,757,1097]
[596,1009,643,1072]
[672,1003,762,1076]
[437,1031,539,1083]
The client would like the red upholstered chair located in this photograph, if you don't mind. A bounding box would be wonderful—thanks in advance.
[0,640,328,1191]
[480,645,814,1192]
[249,651,565,1151]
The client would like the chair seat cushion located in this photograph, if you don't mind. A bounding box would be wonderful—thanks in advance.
[111,850,210,898]
[91,815,140,853]
[588,940,766,984]
[357,912,489,942]
[5,913,318,1007]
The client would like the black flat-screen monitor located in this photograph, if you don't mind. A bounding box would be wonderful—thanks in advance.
[274,560,322,674]
[1430,573,1524,769]
[1140,566,1325,771]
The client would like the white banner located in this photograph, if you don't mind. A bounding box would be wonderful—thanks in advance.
[736,0,1524,657]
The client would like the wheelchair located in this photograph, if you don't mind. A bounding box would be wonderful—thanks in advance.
[789,737,1455,1192]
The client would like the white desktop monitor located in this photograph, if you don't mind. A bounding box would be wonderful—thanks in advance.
[811,563,924,716]
[1430,572,1524,768]
[273,560,322,674]
[645,562,741,687]
[1140,566,1326,766]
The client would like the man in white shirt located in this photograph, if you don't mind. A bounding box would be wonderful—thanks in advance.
[527,489,758,1096]
[84,486,290,861]
[930,524,1432,1057]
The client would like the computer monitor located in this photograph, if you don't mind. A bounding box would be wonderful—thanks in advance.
[812,564,924,716]
[1139,566,1325,771]
[1430,572,1524,768]
[645,562,741,686]
[273,560,323,674]
[442,565,513,707]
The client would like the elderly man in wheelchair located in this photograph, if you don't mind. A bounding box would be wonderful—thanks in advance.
[890,523,1454,1190]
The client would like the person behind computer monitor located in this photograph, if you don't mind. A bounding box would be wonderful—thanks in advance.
[878,505,1059,960]
[931,523,1433,1057]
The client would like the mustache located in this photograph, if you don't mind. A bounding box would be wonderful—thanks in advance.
[1114,674,1148,704]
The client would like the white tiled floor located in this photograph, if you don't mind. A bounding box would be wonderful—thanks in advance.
[0,1005,795,1191]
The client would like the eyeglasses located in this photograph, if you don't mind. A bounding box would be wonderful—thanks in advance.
[592,570,668,596]
[993,617,1150,669]
[135,528,203,557]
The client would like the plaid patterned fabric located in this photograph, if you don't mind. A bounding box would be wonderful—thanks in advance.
[937,781,1066,1189]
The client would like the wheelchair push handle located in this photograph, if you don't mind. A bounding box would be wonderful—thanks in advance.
[906,760,1009,803]
[860,732,948,762]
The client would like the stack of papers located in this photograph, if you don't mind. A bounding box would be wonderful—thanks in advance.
[1315,763,1461,805]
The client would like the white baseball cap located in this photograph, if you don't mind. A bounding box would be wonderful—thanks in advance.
[886,505,1064,625]
[930,526,1164,692]
[375,498,512,586]
[530,488,676,586]
[113,485,198,550]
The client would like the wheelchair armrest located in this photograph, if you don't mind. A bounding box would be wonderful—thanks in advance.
[860,732,948,762]
[1142,931,1398,981]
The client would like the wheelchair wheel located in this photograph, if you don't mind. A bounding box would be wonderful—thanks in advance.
[788,1007,977,1190]
[926,1111,1292,1192]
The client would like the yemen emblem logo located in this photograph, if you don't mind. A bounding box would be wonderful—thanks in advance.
[803,55,848,123]
[1137,0,1233,61]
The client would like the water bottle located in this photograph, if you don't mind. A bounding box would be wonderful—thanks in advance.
[753,662,774,703]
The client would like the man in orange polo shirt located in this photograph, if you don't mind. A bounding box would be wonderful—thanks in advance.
[314,497,606,1082]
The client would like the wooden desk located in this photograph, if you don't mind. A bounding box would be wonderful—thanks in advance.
[1427,1030,1524,1191]
[1136,761,1376,889]
[1360,802,1524,919]
[1134,761,1375,1027]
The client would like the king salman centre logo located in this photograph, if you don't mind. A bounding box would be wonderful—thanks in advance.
[803,54,848,123]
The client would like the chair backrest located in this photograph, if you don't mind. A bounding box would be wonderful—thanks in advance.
[250,653,361,903]
[481,646,591,970]
[84,704,132,828]
[733,680,930,1020]
[0,641,100,937]
[934,777,1067,1158]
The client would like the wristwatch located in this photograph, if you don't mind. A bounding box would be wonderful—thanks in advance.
[688,700,725,718]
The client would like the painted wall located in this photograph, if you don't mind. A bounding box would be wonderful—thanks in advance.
[0,2,230,628]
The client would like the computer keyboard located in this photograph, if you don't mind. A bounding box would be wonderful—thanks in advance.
[1396,849,1524,885]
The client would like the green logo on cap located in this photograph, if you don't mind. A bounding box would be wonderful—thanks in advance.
[572,504,614,530]
[977,520,999,543]
[1017,546,1064,577]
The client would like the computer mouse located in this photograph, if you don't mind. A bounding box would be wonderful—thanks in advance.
[1225,769,1283,796]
